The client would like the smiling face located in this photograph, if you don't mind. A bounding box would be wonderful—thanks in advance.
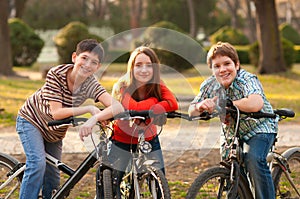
[72,51,101,78]
[133,53,154,87]
[211,55,239,89]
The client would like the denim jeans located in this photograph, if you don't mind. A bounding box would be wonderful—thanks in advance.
[243,133,276,199]
[16,115,62,199]
[107,136,165,197]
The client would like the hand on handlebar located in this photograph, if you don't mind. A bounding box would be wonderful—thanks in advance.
[79,115,98,141]
[152,114,167,126]
[195,96,218,114]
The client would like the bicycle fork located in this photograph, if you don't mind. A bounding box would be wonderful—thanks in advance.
[274,154,300,197]
[0,163,25,191]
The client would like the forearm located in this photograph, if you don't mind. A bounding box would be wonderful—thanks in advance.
[51,105,97,120]
[232,94,263,112]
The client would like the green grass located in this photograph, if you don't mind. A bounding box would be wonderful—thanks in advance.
[0,64,299,127]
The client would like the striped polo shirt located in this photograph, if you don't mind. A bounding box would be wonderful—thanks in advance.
[18,64,106,142]
[191,69,278,141]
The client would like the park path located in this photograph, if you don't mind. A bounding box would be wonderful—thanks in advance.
[1,123,299,155]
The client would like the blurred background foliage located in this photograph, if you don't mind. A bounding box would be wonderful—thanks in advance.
[1,0,300,72]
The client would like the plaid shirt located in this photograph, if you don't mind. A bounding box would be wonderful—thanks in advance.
[191,69,278,142]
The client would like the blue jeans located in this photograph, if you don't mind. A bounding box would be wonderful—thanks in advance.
[243,133,276,199]
[108,136,165,197]
[16,115,62,199]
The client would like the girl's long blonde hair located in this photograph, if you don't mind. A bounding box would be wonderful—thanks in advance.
[112,46,162,102]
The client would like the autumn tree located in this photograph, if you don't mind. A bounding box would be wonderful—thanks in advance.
[0,0,13,76]
[253,0,286,74]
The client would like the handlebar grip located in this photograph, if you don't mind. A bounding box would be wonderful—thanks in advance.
[129,110,153,117]
[246,112,276,119]
[274,108,295,118]
[113,110,154,120]
[48,117,88,126]
[48,117,74,126]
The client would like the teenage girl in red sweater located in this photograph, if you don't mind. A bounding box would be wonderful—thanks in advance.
[109,46,178,197]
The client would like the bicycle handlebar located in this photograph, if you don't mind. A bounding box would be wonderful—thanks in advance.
[48,117,88,127]
[48,107,295,127]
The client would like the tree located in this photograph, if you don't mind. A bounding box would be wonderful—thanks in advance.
[223,0,240,29]
[14,0,28,18]
[187,0,196,37]
[0,0,13,76]
[244,0,256,42]
[253,0,286,74]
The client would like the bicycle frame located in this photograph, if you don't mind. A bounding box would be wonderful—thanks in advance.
[1,117,112,199]
[221,106,300,198]
[123,128,161,198]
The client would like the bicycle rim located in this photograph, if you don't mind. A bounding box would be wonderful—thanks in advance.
[186,166,253,199]
[272,151,300,198]
[0,153,22,199]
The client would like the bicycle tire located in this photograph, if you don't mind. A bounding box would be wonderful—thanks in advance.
[139,166,170,199]
[102,169,113,199]
[124,166,170,199]
[186,166,253,199]
[272,151,300,198]
[95,167,113,199]
[0,152,23,199]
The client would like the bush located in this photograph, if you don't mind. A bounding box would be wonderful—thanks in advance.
[279,23,300,45]
[235,46,250,64]
[209,26,250,45]
[8,18,44,66]
[53,21,104,64]
[249,38,296,69]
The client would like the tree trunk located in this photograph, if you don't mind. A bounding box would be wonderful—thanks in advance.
[187,0,196,38]
[245,0,256,42]
[253,0,286,74]
[0,0,13,76]
[15,0,27,18]
[129,0,142,38]
[224,0,240,29]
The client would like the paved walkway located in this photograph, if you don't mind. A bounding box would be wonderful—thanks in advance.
[1,123,299,155]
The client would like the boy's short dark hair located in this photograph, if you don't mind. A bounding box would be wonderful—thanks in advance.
[76,39,104,62]
[206,41,239,68]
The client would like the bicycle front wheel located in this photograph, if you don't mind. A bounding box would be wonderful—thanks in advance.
[95,167,113,199]
[135,166,170,199]
[0,152,23,199]
[186,166,253,199]
[272,151,300,198]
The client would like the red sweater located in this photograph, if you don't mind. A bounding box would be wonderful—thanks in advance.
[112,84,178,144]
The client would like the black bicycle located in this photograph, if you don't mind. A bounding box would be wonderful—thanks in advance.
[0,110,174,199]
[103,110,172,199]
[185,103,299,199]
[0,116,113,199]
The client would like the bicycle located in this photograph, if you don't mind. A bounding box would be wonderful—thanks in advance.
[0,116,113,199]
[185,103,298,199]
[104,110,172,199]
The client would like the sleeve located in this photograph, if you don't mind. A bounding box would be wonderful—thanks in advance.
[151,83,179,114]
[86,77,107,102]
[190,80,211,104]
[243,76,264,97]
[122,93,159,110]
